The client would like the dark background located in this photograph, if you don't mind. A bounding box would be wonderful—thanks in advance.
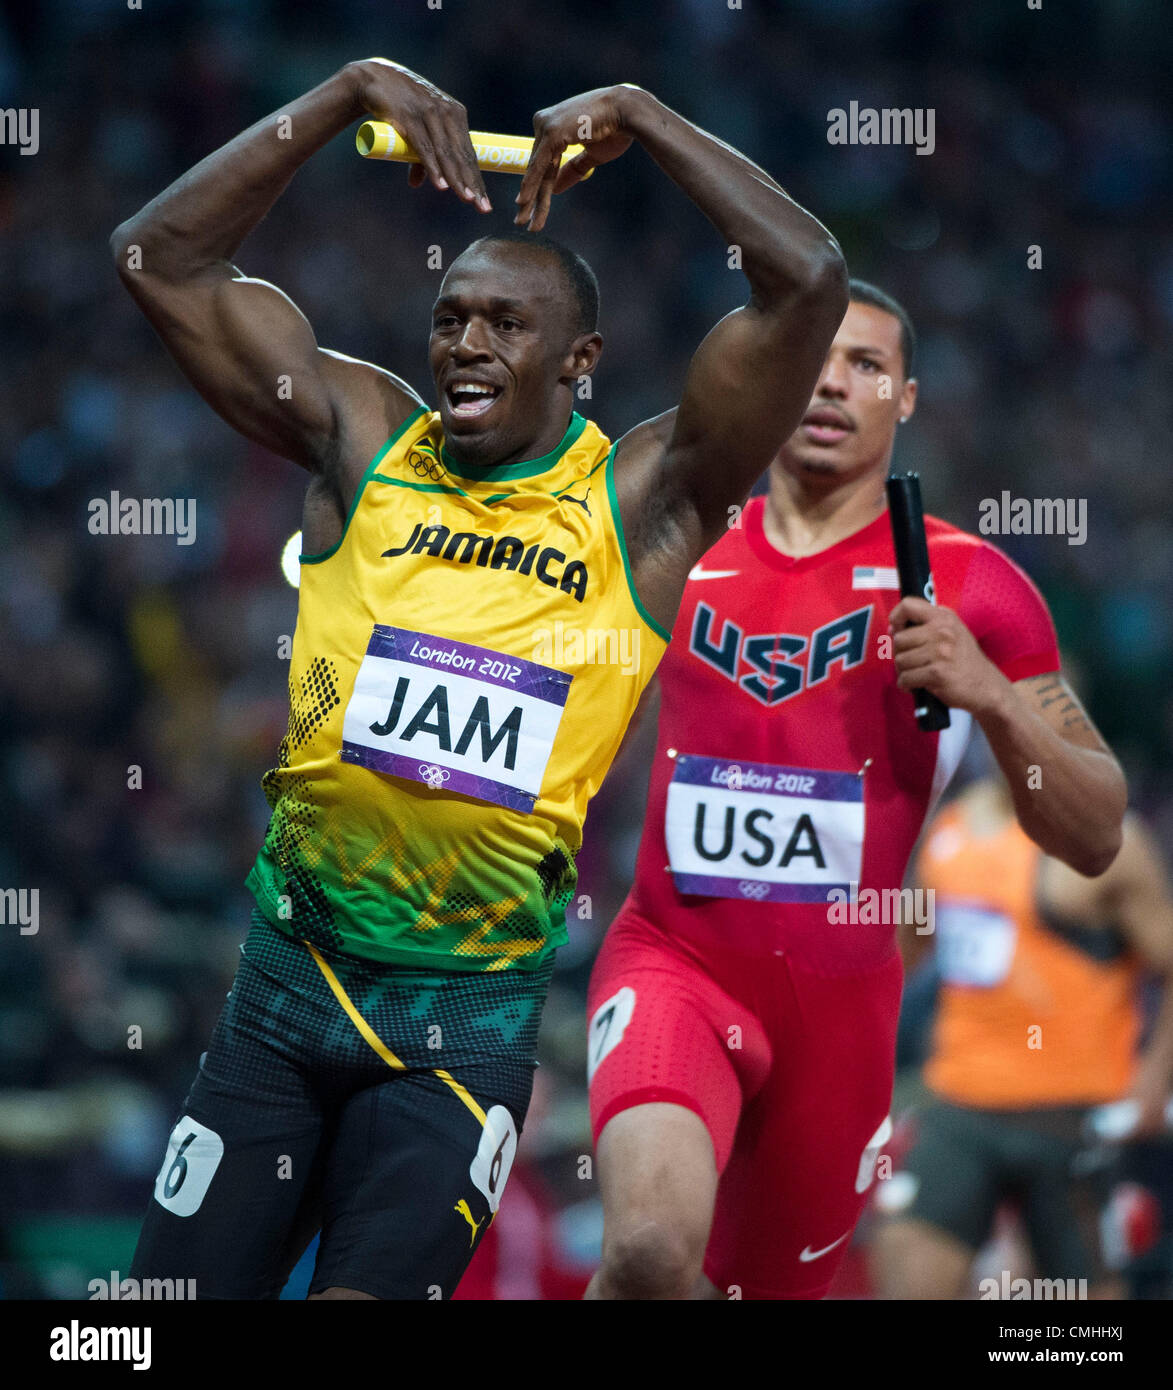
[0,0,1170,1296]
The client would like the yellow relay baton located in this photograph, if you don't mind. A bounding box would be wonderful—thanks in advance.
[355,121,594,179]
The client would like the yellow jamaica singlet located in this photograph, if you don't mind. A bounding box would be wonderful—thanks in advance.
[246,408,668,973]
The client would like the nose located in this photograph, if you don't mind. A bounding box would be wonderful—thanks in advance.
[815,351,849,398]
[451,317,493,363]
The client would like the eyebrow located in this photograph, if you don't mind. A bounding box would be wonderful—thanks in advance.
[843,343,891,358]
[432,296,530,314]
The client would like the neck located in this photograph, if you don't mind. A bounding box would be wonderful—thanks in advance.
[443,405,575,471]
[761,462,888,559]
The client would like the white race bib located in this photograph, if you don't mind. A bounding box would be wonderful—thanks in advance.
[341,624,571,814]
[935,900,1017,987]
[664,754,864,903]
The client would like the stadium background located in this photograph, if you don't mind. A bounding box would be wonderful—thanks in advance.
[0,0,1170,1297]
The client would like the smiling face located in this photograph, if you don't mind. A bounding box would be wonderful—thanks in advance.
[429,241,601,469]
[778,299,917,486]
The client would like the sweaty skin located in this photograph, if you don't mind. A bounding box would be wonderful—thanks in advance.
[111,57,848,1301]
[110,59,848,637]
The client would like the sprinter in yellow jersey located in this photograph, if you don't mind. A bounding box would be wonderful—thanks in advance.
[113,57,847,1298]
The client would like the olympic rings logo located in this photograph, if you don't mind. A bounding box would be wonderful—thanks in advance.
[409,448,444,481]
[419,764,451,790]
[737,880,770,900]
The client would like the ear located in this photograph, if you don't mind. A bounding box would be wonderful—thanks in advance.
[898,376,918,423]
[562,331,603,383]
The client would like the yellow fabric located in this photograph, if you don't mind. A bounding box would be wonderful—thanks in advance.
[247,408,666,973]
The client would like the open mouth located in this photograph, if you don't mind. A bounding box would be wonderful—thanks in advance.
[446,381,502,419]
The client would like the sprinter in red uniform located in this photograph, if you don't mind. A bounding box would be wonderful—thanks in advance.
[585,283,1128,1300]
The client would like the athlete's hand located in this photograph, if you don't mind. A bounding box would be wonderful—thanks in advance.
[889,597,1006,715]
[515,85,642,231]
[348,57,491,211]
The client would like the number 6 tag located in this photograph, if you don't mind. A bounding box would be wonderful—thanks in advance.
[469,1106,517,1214]
[152,1115,224,1217]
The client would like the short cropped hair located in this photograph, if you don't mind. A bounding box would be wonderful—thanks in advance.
[466,229,600,336]
[848,279,916,379]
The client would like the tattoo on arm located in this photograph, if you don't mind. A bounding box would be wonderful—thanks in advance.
[1022,673,1092,733]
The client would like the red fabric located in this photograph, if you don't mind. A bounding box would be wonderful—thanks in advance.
[452,1163,590,1301]
[588,906,902,1299]
[628,496,1060,975]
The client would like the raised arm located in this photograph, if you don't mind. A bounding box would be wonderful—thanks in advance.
[110,59,490,476]
[515,86,847,627]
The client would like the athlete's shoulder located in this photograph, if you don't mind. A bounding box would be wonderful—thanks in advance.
[924,515,1059,673]
[925,514,1045,590]
[924,513,988,555]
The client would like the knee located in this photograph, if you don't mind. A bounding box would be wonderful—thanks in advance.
[600,1219,702,1299]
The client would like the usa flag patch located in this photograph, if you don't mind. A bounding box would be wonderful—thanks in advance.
[852,565,899,590]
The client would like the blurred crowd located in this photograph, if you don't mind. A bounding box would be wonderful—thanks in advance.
[0,0,1170,1296]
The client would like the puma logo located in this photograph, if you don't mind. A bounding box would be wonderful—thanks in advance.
[454,1198,489,1248]
[562,486,591,516]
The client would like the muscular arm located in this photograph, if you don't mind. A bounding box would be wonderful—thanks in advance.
[516,86,847,627]
[980,672,1126,876]
[110,59,488,475]
[891,593,1126,877]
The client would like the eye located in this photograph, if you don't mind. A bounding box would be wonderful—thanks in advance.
[433,314,459,330]
[496,318,522,332]
[857,357,879,372]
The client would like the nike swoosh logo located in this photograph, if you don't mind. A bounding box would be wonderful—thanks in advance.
[688,566,740,580]
[798,1231,850,1263]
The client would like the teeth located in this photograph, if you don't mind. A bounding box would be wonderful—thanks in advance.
[452,383,496,397]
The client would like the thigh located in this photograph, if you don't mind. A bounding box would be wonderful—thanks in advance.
[310,1067,532,1301]
[130,956,327,1299]
[705,952,903,1300]
[1016,1114,1108,1286]
[587,911,769,1175]
[882,1101,1004,1255]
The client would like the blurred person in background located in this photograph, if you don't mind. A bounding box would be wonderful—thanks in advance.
[1,0,1170,1300]
[870,764,1173,1299]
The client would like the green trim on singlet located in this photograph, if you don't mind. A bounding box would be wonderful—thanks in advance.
[551,453,609,497]
[370,476,473,498]
[299,405,430,564]
[440,412,588,482]
[605,441,672,643]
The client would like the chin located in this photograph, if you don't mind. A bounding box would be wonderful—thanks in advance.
[784,449,844,478]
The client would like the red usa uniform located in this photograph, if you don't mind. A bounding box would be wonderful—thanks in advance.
[587,495,1059,1299]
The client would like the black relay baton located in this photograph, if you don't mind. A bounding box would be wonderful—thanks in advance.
[886,472,951,732]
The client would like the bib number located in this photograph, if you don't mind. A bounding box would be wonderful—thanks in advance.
[664,754,863,904]
[341,625,571,814]
[935,900,1016,987]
